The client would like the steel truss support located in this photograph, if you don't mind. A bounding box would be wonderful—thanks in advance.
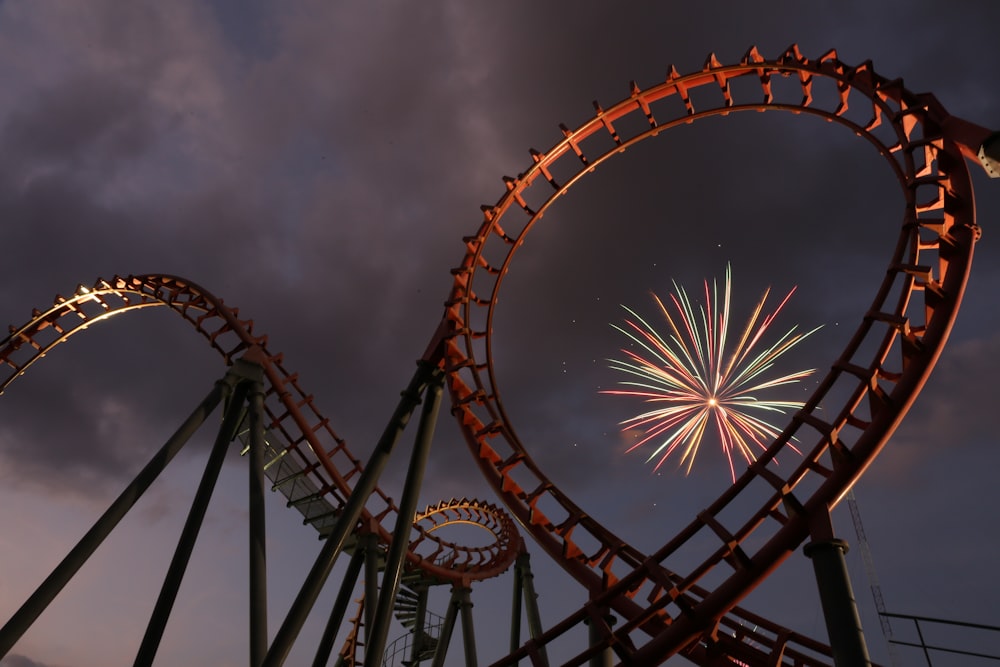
[263,360,440,666]
[0,364,244,659]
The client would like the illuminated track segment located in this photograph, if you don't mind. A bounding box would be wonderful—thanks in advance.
[413,498,522,573]
[0,274,519,586]
[443,45,982,664]
[337,499,522,663]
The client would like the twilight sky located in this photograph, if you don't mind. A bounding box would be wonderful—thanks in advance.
[0,2,998,666]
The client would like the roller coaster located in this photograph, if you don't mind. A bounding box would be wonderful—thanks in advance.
[1,45,996,666]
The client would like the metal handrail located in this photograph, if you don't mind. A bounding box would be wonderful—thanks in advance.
[881,612,1000,664]
[382,612,446,667]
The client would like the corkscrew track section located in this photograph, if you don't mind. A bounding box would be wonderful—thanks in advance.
[0,274,520,586]
[442,45,979,664]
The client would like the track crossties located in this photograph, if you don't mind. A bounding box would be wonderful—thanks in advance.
[442,44,979,666]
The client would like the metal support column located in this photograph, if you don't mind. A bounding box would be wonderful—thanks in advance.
[263,360,436,666]
[585,610,616,667]
[519,552,546,654]
[510,550,547,664]
[247,375,268,667]
[457,586,478,667]
[406,585,431,666]
[312,546,366,667]
[430,587,462,667]
[0,377,230,658]
[805,509,872,667]
[365,372,444,667]
[362,532,381,646]
[510,559,523,657]
[134,380,251,666]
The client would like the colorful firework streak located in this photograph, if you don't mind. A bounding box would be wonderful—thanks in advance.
[604,265,820,482]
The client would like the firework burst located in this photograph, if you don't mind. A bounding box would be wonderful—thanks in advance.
[604,265,820,482]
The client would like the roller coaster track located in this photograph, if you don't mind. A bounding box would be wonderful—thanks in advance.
[1,274,519,585]
[338,499,516,666]
[0,274,522,665]
[441,45,991,665]
[0,44,995,666]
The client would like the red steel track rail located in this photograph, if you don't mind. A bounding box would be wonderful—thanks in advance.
[0,275,520,587]
[441,45,987,665]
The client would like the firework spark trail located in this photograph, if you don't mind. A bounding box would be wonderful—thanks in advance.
[604,265,820,482]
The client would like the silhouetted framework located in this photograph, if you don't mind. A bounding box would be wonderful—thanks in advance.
[0,45,996,666]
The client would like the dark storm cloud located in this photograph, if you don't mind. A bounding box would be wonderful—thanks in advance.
[1,74,156,173]
[0,71,160,298]
[0,2,521,495]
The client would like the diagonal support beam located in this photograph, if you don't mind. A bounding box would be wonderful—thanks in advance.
[0,375,232,658]
[364,370,444,667]
[311,545,366,667]
[134,377,253,666]
[262,359,438,666]
[517,550,548,664]
[246,373,269,667]
[430,587,462,667]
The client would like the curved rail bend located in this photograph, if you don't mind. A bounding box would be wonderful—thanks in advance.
[441,44,985,665]
[0,274,520,586]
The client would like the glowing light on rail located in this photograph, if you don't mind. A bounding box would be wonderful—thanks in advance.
[604,265,820,481]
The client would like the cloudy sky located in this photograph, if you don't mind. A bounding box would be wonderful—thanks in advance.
[0,2,998,665]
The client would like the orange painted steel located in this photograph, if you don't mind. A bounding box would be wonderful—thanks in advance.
[442,45,984,665]
[0,275,521,588]
[413,498,524,582]
[337,498,522,664]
